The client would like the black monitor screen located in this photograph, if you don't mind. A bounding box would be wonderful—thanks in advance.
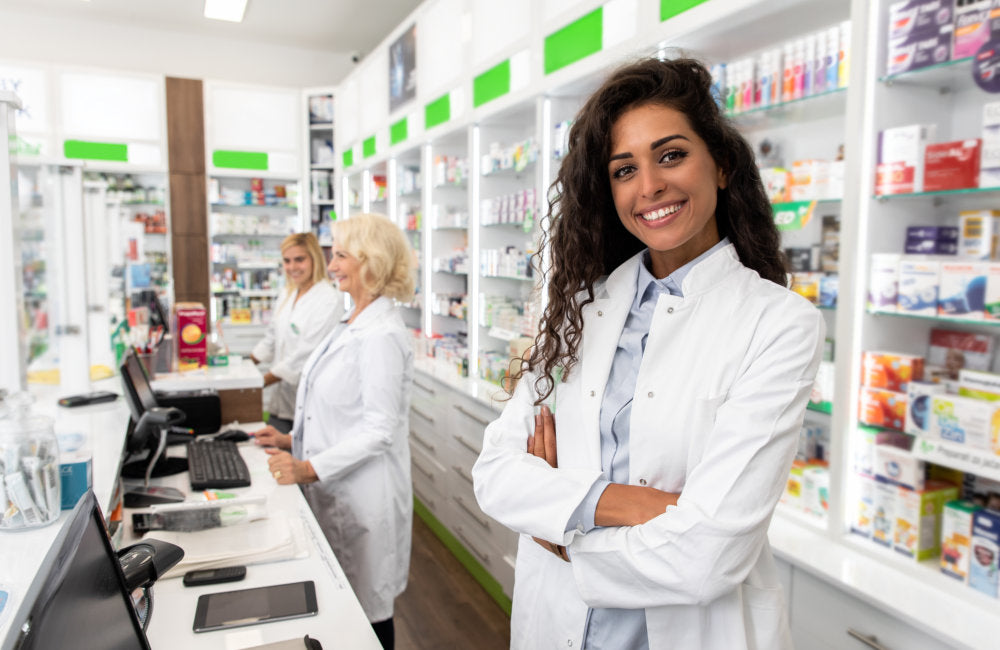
[4,491,150,650]
[120,350,158,423]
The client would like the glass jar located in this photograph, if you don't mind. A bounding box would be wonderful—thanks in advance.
[0,393,61,530]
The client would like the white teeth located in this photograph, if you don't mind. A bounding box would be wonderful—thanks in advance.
[640,204,682,221]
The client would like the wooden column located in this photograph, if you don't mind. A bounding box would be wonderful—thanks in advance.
[165,77,209,310]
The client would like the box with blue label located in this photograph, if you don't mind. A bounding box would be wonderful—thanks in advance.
[970,508,1000,598]
[927,393,1000,451]
[898,258,940,315]
[938,261,987,318]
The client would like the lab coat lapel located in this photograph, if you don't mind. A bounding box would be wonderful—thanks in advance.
[312,296,394,370]
[578,254,640,453]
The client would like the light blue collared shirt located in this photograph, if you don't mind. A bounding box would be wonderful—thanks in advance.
[567,238,729,650]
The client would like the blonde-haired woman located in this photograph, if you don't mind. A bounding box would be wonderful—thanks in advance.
[255,214,415,649]
[250,232,343,433]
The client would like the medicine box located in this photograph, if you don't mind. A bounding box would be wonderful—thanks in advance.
[953,0,1000,59]
[782,458,807,509]
[876,125,936,194]
[862,350,925,392]
[875,441,925,490]
[905,379,947,436]
[938,261,988,318]
[927,393,1000,451]
[889,0,953,39]
[802,465,830,518]
[985,262,1000,319]
[810,359,836,408]
[894,480,960,560]
[873,479,899,547]
[959,210,1000,259]
[869,253,900,311]
[851,474,877,538]
[969,508,1000,598]
[898,258,940,315]
[887,26,954,76]
[924,139,982,192]
[927,327,996,374]
[859,387,909,431]
[819,274,838,308]
[941,499,979,582]
[175,302,207,368]
[958,368,1000,401]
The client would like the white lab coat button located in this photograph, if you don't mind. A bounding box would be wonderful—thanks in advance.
[567,641,573,647]
[590,390,595,397]
[639,478,647,486]
[597,310,603,317]
[667,307,674,313]
[648,391,654,398]
[576,524,584,533]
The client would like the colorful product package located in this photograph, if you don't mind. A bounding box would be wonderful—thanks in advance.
[851,474,877,538]
[927,328,996,378]
[875,124,937,194]
[937,261,988,318]
[873,478,899,547]
[953,0,1000,59]
[898,258,940,315]
[802,465,830,518]
[958,368,1000,401]
[853,427,912,477]
[923,139,982,191]
[869,253,900,311]
[861,350,925,392]
[984,262,1000,319]
[958,210,1000,259]
[905,379,947,436]
[875,440,925,490]
[175,302,208,368]
[888,0,953,40]
[859,386,908,431]
[893,480,960,560]
[969,508,1000,598]
[927,393,1000,451]
[782,458,807,509]
[941,499,980,582]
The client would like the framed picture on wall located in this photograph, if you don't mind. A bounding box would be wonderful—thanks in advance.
[389,23,416,112]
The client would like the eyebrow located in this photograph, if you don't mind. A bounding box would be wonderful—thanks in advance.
[608,134,691,162]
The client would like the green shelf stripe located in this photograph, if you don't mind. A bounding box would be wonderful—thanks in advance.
[544,8,603,75]
[413,497,512,616]
[425,93,451,129]
[661,0,710,22]
[212,150,268,171]
[390,117,408,145]
[363,136,376,158]
[64,140,128,162]
[474,59,512,108]
[343,149,354,168]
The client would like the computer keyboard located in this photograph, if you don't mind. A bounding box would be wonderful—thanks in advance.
[186,439,252,490]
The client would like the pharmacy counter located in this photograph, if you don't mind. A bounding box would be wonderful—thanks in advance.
[150,356,264,424]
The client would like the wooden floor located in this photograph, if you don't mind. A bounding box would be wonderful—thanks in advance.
[395,515,511,649]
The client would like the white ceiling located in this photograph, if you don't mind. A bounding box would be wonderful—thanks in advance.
[0,0,422,56]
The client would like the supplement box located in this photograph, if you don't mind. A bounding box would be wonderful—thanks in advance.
[941,499,980,582]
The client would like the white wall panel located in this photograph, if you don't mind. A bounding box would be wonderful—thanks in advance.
[0,63,48,135]
[206,84,298,152]
[337,77,361,148]
[471,0,530,66]
[59,71,160,141]
[418,0,466,98]
[359,49,389,137]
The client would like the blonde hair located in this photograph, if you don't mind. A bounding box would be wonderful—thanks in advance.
[280,232,328,291]
[331,213,415,302]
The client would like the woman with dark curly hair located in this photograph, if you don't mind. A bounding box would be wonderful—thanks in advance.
[473,58,824,649]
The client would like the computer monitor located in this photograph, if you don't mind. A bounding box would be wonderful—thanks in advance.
[119,349,187,479]
[2,491,151,650]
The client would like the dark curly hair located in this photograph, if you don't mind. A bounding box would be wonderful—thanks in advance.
[518,57,786,404]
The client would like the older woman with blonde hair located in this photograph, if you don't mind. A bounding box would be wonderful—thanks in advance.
[250,231,343,433]
[255,213,415,650]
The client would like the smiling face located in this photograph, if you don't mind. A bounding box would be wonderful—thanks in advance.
[282,245,314,290]
[608,102,726,278]
[327,243,365,301]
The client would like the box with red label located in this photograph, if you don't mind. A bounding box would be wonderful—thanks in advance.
[923,139,981,192]
[859,386,908,431]
[175,302,207,367]
[876,124,936,195]
[861,350,924,392]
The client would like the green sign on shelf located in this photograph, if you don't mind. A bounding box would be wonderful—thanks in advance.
[474,59,511,108]
[390,117,408,145]
[544,8,603,75]
[212,150,268,171]
[772,201,816,231]
[661,0,710,22]
[425,93,451,129]
[64,139,128,162]
[363,136,376,158]
[343,149,354,168]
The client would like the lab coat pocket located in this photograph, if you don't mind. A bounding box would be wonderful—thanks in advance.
[739,582,790,650]
[685,395,725,469]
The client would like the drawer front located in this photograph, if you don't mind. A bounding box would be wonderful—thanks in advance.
[410,441,448,502]
[409,400,441,440]
[450,394,499,457]
[451,515,515,597]
[790,568,952,650]
[446,465,518,560]
[411,372,439,413]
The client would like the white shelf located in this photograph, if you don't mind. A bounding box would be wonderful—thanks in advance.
[911,437,1000,482]
[212,288,279,298]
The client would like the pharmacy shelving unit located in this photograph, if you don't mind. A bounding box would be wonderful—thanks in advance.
[208,173,298,355]
[305,89,337,247]
[393,145,424,333]
[329,0,1000,645]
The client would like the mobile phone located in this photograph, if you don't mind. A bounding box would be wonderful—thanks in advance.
[193,581,317,633]
[58,391,118,407]
[183,565,247,587]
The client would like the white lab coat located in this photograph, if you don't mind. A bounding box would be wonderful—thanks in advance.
[252,281,343,420]
[290,296,413,622]
[473,245,824,650]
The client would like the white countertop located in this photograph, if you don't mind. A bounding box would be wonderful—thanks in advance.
[413,357,506,412]
[150,356,264,392]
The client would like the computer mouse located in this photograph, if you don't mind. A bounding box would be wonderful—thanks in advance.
[216,429,250,442]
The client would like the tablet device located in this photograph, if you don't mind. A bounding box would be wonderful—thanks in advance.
[193,580,317,633]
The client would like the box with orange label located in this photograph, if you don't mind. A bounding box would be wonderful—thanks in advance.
[859,386,908,431]
[893,480,959,561]
[941,499,980,583]
[861,350,924,392]
[175,302,207,367]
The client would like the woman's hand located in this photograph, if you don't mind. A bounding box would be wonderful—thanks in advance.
[262,371,280,387]
[527,405,569,561]
[265,448,318,484]
[595,484,680,527]
[253,425,292,450]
